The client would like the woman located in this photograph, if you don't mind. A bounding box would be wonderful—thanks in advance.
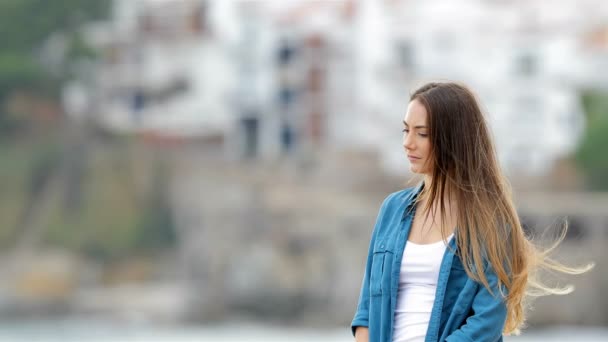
[351,82,592,342]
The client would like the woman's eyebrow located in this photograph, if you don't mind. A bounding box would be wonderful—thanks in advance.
[403,120,427,129]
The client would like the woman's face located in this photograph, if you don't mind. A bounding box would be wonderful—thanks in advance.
[403,99,433,175]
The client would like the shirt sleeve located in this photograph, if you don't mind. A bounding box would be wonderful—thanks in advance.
[350,195,392,337]
[445,263,508,342]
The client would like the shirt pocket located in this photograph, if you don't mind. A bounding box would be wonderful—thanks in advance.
[370,240,390,296]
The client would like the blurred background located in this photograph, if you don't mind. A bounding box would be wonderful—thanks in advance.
[0,0,607,341]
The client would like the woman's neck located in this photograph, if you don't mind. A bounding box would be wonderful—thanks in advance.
[420,177,457,217]
[424,175,433,189]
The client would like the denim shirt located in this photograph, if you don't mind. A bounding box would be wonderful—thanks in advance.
[351,184,507,342]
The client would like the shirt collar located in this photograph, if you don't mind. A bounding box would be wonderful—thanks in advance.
[402,181,425,220]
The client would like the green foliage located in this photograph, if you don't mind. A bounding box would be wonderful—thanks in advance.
[0,0,110,53]
[0,2,178,262]
[0,131,62,248]
[0,54,47,89]
[575,91,608,191]
[42,143,177,262]
[0,0,111,129]
[66,32,99,61]
[135,162,177,253]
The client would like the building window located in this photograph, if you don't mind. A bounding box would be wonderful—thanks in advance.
[396,41,414,69]
[516,53,537,77]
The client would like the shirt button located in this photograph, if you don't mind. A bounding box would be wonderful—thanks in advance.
[380,244,385,249]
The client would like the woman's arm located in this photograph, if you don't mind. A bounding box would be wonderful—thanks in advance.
[445,264,508,342]
[351,193,394,338]
[354,326,369,342]
[350,227,376,336]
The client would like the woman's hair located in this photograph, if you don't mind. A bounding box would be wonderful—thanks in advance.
[409,82,593,335]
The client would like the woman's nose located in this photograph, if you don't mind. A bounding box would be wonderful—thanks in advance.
[403,134,414,150]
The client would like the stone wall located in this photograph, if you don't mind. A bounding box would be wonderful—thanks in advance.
[169,146,607,327]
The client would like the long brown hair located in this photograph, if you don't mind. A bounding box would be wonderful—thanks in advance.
[409,82,593,334]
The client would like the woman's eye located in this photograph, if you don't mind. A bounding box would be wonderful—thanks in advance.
[402,128,409,133]
[419,133,428,137]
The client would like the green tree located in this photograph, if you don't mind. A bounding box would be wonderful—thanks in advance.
[575,91,608,191]
[0,0,110,129]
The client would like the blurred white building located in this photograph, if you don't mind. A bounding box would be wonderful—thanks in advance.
[366,0,608,176]
[67,0,608,176]
[72,0,235,138]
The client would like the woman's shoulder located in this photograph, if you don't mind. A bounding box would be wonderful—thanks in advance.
[379,185,421,211]
[383,185,421,205]
[370,186,421,236]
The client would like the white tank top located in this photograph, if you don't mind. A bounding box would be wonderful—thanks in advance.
[392,235,453,342]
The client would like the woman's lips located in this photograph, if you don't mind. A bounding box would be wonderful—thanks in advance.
[407,155,421,162]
